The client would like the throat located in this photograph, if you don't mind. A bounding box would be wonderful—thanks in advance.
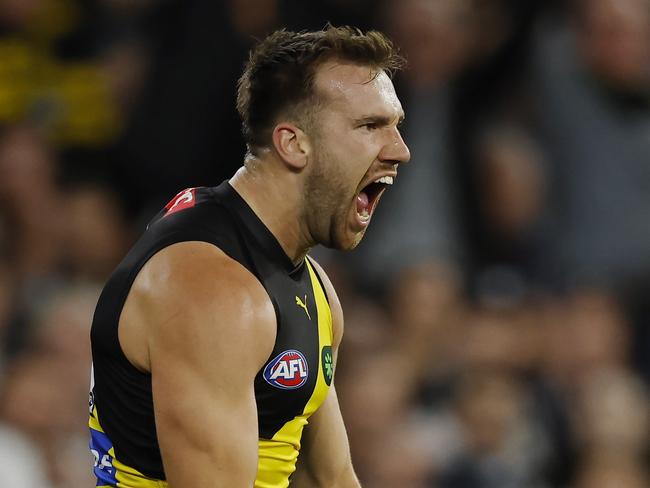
[357,182,385,217]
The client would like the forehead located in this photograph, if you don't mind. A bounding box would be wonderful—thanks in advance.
[313,61,403,118]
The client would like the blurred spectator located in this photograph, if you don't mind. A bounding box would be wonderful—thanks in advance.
[534,0,650,289]
[62,183,131,282]
[0,2,647,487]
[572,368,649,458]
[462,302,541,374]
[30,284,98,374]
[389,262,465,403]
[0,0,122,146]
[341,0,476,290]
[112,0,263,217]
[572,451,650,488]
[0,284,97,487]
[2,352,93,487]
[0,124,65,281]
[0,259,14,360]
[540,290,632,388]
[437,369,551,488]
[0,423,52,487]
[337,351,418,486]
[470,124,556,295]
[0,124,69,357]
[575,0,650,95]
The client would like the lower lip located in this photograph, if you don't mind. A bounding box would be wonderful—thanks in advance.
[352,210,370,231]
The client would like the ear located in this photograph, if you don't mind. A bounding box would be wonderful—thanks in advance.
[271,123,311,171]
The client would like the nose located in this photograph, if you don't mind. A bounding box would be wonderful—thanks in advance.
[379,127,411,165]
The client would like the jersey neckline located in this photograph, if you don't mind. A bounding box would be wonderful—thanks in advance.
[214,181,305,275]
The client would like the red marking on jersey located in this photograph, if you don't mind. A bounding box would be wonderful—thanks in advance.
[164,188,196,217]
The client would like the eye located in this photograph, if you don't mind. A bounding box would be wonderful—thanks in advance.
[361,122,379,131]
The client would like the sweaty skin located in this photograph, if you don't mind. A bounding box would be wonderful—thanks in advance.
[303,62,410,250]
[117,59,410,487]
[232,61,410,260]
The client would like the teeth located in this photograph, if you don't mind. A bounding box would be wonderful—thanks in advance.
[359,209,369,218]
[374,176,394,185]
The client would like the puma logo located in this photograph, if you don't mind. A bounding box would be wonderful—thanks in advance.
[295,295,311,320]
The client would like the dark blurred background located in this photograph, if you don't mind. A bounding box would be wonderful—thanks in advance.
[0,0,649,486]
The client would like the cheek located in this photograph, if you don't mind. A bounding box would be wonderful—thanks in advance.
[340,141,377,183]
[313,129,377,194]
[316,146,356,192]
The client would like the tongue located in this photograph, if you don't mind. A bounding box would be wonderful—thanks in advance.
[356,191,369,214]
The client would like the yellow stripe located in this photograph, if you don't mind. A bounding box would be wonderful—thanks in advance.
[255,259,333,488]
[89,406,104,433]
[113,452,167,488]
[91,406,166,488]
[306,259,334,350]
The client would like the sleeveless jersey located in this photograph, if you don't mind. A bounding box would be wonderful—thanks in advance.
[88,182,334,488]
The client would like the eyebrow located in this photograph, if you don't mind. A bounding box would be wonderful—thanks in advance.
[353,113,406,127]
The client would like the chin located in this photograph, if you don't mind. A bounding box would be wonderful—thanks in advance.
[333,230,366,251]
[321,210,368,250]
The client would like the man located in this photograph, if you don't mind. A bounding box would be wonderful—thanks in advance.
[88,25,410,487]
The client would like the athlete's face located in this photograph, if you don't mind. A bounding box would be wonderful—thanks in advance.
[303,62,411,250]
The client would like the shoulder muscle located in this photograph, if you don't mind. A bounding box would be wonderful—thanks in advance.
[122,240,276,375]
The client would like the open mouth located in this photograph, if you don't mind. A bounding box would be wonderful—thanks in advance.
[356,175,394,221]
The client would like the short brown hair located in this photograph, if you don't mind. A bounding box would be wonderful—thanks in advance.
[236,25,405,154]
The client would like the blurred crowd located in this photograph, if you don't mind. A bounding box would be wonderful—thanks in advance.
[0,0,648,487]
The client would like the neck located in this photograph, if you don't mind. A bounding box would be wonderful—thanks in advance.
[229,157,314,265]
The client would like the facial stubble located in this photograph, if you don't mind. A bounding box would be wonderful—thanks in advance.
[303,137,363,251]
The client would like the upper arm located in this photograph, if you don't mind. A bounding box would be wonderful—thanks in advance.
[128,241,276,486]
[294,385,359,487]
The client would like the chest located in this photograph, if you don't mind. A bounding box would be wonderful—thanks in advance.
[253,261,333,438]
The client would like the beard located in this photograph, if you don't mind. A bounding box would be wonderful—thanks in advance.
[302,144,362,250]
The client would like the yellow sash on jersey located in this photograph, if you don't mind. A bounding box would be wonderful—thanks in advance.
[255,259,333,488]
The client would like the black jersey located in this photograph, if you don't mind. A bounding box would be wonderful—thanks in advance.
[88,183,334,488]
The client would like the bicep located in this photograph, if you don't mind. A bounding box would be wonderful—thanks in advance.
[151,332,260,486]
[152,350,257,486]
[141,242,275,486]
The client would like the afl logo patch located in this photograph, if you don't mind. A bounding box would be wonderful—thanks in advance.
[263,350,308,390]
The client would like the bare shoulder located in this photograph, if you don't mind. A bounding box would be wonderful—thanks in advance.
[308,257,343,348]
[119,240,276,373]
[122,241,274,486]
